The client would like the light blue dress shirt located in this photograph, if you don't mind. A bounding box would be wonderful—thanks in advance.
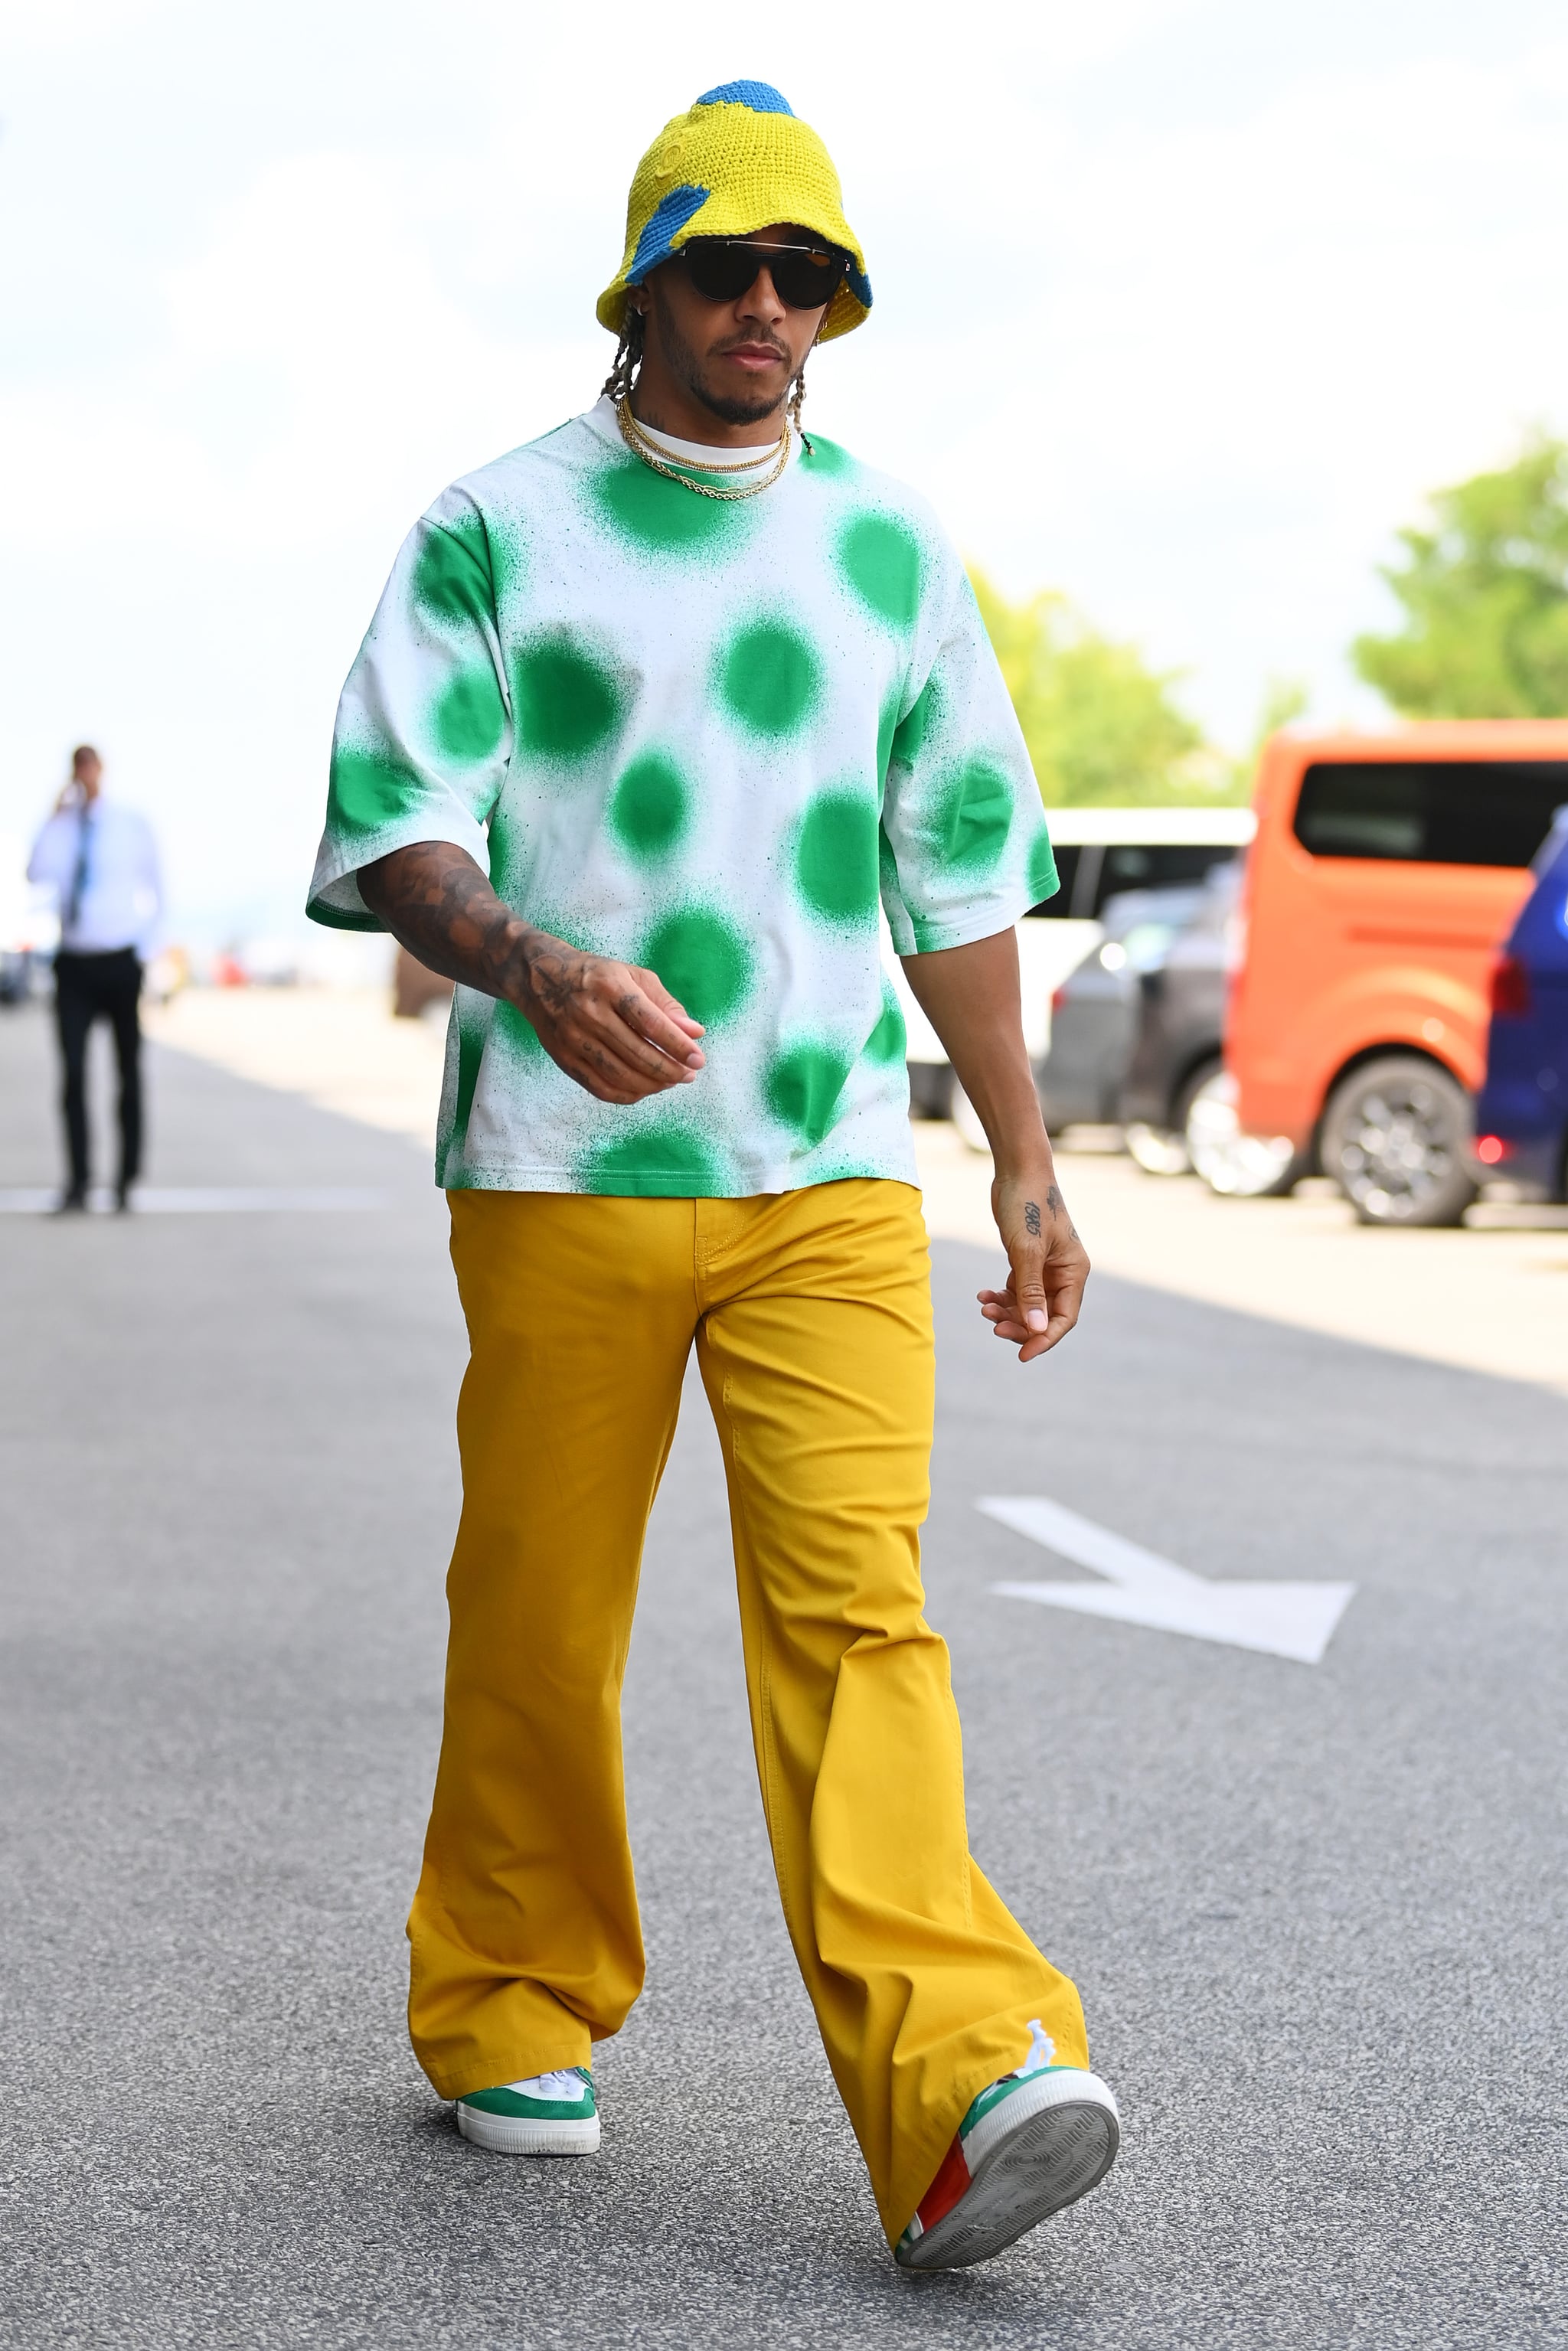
[28,800,163,955]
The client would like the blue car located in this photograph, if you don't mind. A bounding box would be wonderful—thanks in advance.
[1475,809,1568,1199]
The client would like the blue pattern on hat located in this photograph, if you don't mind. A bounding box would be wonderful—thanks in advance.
[696,81,794,115]
[629,183,711,281]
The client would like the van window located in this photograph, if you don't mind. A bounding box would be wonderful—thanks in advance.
[1293,762,1568,868]
[1093,843,1237,913]
[1024,840,1238,919]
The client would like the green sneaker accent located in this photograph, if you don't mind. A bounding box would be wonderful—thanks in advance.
[459,2066,595,2122]
[959,2063,1078,2140]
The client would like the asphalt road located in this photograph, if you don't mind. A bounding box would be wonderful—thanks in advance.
[1,1003,1564,2351]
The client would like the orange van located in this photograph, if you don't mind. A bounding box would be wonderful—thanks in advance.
[1227,722,1568,1224]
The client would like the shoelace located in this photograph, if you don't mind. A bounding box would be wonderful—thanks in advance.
[500,2067,587,2102]
[1010,2019,1057,2081]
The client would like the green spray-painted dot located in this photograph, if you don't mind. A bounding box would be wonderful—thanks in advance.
[876,691,900,789]
[494,998,544,1059]
[594,460,736,553]
[936,758,1015,873]
[795,791,879,926]
[439,1000,489,1180]
[583,1124,720,1197]
[328,741,420,834]
[609,753,689,862]
[514,635,622,762]
[413,517,492,626]
[864,989,906,1065]
[765,1042,854,1146]
[801,436,854,478]
[838,512,921,629]
[718,619,820,739]
[1027,826,1060,905]
[891,678,938,770]
[485,826,535,911]
[484,521,521,609]
[433,662,506,763]
[642,906,753,1027]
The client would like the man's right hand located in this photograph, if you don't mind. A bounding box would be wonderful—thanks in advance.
[358,840,705,1105]
[513,942,705,1103]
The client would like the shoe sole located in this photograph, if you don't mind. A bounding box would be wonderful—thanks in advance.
[455,2103,600,2156]
[896,2073,1119,2272]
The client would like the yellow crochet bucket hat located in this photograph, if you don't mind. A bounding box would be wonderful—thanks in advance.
[598,81,871,345]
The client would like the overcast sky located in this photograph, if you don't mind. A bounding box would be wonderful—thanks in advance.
[2,0,1566,944]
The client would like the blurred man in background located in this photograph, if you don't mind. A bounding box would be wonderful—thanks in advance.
[28,746,162,1211]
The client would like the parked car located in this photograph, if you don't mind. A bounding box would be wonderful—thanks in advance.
[1473,808,1568,1199]
[1117,860,1239,1176]
[893,805,1253,1144]
[1227,723,1568,1223]
[1037,883,1212,1131]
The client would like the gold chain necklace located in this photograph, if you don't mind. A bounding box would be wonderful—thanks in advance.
[616,397,792,501]
[620,398,786,474]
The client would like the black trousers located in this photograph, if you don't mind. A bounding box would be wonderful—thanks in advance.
[54,949,143,1193]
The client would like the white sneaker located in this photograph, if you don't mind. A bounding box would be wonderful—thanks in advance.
[455,2066,599,2155]
[895,2023,1119,2270]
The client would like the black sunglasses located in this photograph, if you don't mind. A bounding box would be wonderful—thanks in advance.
[679,237,848,312]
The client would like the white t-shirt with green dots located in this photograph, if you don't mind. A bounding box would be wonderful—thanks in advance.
[308,396,1057,1197]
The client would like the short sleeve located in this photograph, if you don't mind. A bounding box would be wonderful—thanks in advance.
[306,491,513,931]
[878,558,1057,956]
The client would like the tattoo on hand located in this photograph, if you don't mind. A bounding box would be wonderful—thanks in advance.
[1024,1200,1042,1236]
[1045,1184,1063,1217]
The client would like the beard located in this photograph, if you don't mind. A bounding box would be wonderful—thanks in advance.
[647,283,786,424]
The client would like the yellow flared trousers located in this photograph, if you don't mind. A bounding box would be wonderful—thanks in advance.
[409,1179,1088,2242]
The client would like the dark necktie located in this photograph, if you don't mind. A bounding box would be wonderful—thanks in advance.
[64,808,93,939]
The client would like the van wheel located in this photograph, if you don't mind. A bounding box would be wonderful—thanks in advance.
[1125,1120,1191,1176]
[1125,1057,1217,1175]
[1321,1056,1477,1226]
[1186,1067,1301,1197]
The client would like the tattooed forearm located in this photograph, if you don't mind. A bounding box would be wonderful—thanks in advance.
[358,839,704,1109]
[1024,1200,1042,1236]
[361,841,566,1011]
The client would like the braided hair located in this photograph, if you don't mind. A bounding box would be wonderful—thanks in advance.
[601,310,645,404]
[789,356,815,456]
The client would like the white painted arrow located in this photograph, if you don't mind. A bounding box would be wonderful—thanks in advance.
[980,1494,1354,1665]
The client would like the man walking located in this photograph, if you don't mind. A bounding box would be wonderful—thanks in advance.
[308,82,1119,2270]
[28,746,162,1212]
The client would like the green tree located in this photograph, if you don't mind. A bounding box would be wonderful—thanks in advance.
[969,570,1224,805]
[1352,436,1568,717]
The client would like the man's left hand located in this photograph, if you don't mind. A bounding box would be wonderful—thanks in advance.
[977,1173,1090,1363]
